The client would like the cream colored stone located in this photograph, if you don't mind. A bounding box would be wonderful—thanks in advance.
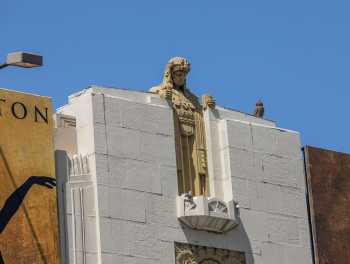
[150,57,212,196]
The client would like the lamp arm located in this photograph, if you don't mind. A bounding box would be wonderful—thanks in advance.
[0,63,9,69]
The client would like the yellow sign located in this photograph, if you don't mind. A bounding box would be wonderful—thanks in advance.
[0,88,59,263]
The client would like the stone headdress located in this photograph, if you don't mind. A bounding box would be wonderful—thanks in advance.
[161,57,191,90]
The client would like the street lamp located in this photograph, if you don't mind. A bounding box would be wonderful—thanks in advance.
[0,52,43,70]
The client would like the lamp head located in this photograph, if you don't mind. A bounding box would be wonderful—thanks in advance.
[6,52,43,68]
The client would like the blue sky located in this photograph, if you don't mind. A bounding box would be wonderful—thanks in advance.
[1,0,350,153]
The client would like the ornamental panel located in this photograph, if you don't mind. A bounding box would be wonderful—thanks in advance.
[175,242,246,264]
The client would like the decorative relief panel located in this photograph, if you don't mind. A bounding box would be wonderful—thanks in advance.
[175,242,246,264]
[176,195,239,233]
[55,113,76,128]
[208,199,228,215]
[55,151,95,264]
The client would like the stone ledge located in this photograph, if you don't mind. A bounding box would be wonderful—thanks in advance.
[176,195,239,233]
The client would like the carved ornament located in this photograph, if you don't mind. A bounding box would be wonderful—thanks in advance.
[175,243,246,264]
[150,57,215,196]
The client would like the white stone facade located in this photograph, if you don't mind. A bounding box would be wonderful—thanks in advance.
[54,86,313,264]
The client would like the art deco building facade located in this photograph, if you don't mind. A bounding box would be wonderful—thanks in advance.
[53,81,313,263]
[1,58,326,264]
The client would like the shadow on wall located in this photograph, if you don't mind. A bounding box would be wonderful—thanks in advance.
[0,176,56,264]
[180,217,255,264]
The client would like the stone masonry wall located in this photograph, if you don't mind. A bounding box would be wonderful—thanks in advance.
[204,108,313,263]
[56,86,313,264]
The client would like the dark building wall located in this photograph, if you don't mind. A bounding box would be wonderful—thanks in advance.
[304,146,350,264]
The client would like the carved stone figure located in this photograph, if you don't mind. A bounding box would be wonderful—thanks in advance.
[150,57,213,196]
[253,99,264,118]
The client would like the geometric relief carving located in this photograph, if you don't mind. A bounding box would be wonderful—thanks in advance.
[55,113,76,128]
[175,242,246,264]
[208,200,228,214]
[69,154,90,178]
[58,153,94,263]
[177,196,239,233]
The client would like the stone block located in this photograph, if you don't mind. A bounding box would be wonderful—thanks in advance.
[252,124,302,159]
[85,253,99,264]
[211,178,225,200]
[104,96,122,127]
[101,218,161,260]
[216,107,276,127]
[106,126,141,159]
[139,132,176,166]
[70,214,83,251]
[298,217,313,248]
[157,225,186,243]
[100,155,162,194]
[236,208,268,242]
[261,154,303,188]
[54,126,77,155]
[212,146,225,180]
[245,252,263,264]
[66,214,74,250]
[128,223,160,259]
[72,252,84,264]
[231,179,251,209]
[84,216,98,252]
[265,214,300,245]
[124,158,161,194]
[91,153,109,185]
[219,146,231,181]
[121,255,159,264]
[247,181,306,218]
[119,100,149,130]
[283,244,313,264]
[101,254,123,264]
[275,187,306,218]
[109,187,147,223]
[76,123,95,156]
[93,123,107,154]
[225,120,253,150]
[147,194,179,228]
[107,155,125,187]
[119,99,173,136]
[97,186,110,217]
[147,94,169,107]
[159,241,176,264]
[229,147,261,181]
[71,92,93,128]
[71,188,83,216]
[99,217,127,254]
[91,86,148,104]
[251,125,276,154]
[159,165,178,198]
[84,186,96,216]
[274,129,301,159]
[261,242,284,263]
[91,93,106,125]
[65,184,73,214]
[205,118,222,186]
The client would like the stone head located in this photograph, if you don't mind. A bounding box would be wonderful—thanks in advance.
[163,57,191,90]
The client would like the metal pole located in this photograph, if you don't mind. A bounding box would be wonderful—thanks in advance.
[0,64,9,69]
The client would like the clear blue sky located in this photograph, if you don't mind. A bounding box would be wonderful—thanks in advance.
[2,0,350,153]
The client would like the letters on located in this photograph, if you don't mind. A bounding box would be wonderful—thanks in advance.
[0,98,48,124]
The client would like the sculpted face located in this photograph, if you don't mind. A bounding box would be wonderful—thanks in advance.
[172,70,186,88]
